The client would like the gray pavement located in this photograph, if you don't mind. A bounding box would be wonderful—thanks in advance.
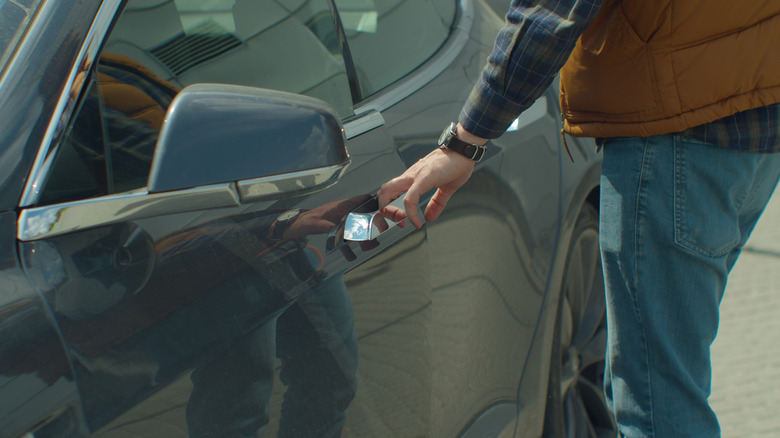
[710,191,780,438]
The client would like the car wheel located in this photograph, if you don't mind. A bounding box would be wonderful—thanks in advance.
[542,203,616,438]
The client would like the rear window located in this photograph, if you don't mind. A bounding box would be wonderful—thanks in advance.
[0,0,44,77]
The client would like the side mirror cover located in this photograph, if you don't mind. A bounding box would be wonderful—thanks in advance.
[148,84,349,193]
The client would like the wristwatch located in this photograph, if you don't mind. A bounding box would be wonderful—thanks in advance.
[269,208,302,241]
[438,122,486,162]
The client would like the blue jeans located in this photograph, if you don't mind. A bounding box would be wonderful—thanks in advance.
[599,135,780,437]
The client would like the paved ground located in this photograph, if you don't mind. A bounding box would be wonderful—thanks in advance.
[710,191,780,438]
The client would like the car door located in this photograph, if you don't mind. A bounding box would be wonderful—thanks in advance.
[330,1,563,436]
[13,0,567,437]
[15,0,416,436]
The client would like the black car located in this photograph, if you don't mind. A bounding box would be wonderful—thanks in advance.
[0,0,612,437]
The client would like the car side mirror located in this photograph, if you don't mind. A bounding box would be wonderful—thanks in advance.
[18,85,351,241]
[149,83,350,201]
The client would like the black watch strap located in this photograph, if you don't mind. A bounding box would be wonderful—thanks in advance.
[438,122,486,162]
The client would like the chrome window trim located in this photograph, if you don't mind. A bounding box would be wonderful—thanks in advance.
[19,0,123,208]
[17,183,240,242]
[352,0,474,116]
[237,161,351,203]
[344,110,385,139]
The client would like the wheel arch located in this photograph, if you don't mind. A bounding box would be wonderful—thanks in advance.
[511,148,602,436]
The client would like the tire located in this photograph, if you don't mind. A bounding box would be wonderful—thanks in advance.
[542,203,616,438]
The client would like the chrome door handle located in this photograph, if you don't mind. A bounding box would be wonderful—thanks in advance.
[343,194,406,241]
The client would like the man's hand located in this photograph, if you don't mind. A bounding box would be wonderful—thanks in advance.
[378,123,487,229]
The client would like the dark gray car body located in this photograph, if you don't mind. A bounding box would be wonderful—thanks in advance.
[0,0,602,437]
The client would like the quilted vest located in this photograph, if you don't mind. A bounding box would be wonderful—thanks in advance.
[560,0,780,138]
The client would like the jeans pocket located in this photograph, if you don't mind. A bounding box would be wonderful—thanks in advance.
[673,140,743,257]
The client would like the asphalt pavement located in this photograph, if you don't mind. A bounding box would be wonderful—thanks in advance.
[710,190,780,438]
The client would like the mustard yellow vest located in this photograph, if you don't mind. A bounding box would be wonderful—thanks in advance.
[560,0,780,138]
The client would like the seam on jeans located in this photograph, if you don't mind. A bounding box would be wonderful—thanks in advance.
[633,137,655,437]
[740,155,774,214]
[673,139,685,250]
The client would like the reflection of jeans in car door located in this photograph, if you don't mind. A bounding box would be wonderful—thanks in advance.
[186,275,358,438]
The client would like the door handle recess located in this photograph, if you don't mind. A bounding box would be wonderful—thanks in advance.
[343,194,407,242]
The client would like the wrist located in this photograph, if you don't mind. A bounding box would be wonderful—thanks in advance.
[439,146,477,165]
[438,122,487,161]
[455,123,488,147]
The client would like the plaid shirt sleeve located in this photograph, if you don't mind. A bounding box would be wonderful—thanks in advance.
[459,0,603,139]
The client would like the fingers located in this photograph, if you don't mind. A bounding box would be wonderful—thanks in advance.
[424,188,453,223]
[379,176,423,228]
[380,205,408,228]
[405,182,436,229]
[378,147,475,229]
[378,189,422,229]
[378,176,411,210]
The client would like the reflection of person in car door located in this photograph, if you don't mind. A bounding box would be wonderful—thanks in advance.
[182,197,371,437]
[186,275,358,438]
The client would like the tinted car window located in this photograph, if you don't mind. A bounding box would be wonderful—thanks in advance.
[37,0,354,205]
[335,0,451,98]
[104,0,354,117]
[38,55,178,205]
[38,75,111,205]
[0,0,43,77]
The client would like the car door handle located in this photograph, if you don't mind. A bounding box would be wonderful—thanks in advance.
[343,194,407,241]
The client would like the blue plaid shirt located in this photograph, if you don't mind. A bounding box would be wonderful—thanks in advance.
[459,0,780,153]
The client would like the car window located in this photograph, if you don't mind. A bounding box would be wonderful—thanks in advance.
[0,0,44,78]
[38,55,178,205]
[38,74,111,205]
[335,0,452,98]
[37,0,354,205]
[104,0,354,117]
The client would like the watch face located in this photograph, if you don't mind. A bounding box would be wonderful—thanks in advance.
[277,209,301,222]
[438,124,454,146]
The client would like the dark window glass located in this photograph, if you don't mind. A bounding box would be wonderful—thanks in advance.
[38,56,176,204]
[97,53,178,193]
[39,75,110,205]
[103,0,354,117]
[335,0,451,98]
